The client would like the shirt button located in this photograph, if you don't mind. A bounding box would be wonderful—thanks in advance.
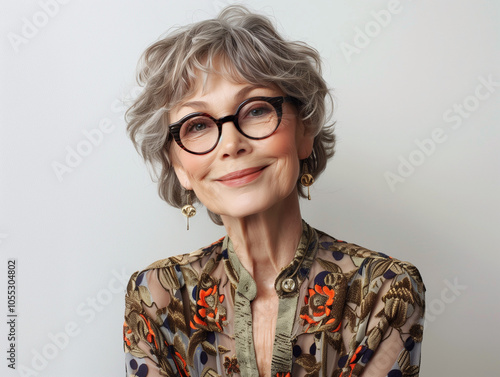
[281,278,296,293]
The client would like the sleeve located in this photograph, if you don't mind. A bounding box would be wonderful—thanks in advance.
[341,259,425,377]
[123,269,188,377]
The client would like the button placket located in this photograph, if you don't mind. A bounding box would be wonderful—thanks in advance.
[281,278,296,293]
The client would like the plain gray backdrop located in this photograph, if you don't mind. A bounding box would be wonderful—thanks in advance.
[1,0,499,376]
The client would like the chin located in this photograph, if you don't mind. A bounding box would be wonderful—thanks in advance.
[216,201,272,220]
[212,189,297,221]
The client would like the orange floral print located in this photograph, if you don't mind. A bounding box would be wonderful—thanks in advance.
[300,282,339,332]
[193,282,227,331]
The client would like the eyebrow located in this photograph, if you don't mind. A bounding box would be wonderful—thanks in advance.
[179,85,271,111]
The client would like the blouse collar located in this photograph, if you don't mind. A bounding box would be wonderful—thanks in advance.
[221,220,319,299]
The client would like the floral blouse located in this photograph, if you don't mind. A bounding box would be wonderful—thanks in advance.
[123,221,425,377]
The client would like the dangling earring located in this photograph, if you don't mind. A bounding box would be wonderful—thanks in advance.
[300,161,314,200]
[181,191,196,230]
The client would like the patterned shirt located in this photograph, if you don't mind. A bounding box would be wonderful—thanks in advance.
[123,221,425,377]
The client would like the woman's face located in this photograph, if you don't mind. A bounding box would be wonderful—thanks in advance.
[169,72,314,220]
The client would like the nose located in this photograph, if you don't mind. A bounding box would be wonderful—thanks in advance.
[217,120,251,158]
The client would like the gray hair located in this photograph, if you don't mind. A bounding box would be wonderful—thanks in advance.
[126,5,336,225]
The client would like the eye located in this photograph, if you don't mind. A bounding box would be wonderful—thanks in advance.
[249,107,266,116]
[241,101,274,119]
[188,122,207,132]
[182,117,215,137]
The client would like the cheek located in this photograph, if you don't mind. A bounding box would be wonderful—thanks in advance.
[170,145,213,188]
[264,130,302,181]
[266,124,301,160]
[183,157,211,180]
[269,136,295,154]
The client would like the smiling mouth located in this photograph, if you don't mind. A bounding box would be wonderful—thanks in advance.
[216,166,268,186]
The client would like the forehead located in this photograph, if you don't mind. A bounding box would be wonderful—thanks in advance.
[179,55,269,101]
[169,55,283,121]
[176,72,280,111]
[192,69,248,98]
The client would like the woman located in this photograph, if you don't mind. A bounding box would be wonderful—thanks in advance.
[123,6,425,377]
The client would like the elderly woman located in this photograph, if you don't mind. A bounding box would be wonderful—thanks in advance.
[123,6,425,377]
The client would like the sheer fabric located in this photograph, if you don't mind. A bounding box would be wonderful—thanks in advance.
[124,221,425,377]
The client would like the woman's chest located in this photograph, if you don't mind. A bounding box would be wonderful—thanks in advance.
[251,296,279,377]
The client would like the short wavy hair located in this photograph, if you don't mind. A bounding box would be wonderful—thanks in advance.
[126,5,336,225]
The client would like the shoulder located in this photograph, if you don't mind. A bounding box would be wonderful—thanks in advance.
[126,236,225,293]
[145,236,225,271]
[311,230,426,377]
[313,228,425,296]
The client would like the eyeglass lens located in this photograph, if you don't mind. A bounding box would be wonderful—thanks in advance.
[179,99,279,154]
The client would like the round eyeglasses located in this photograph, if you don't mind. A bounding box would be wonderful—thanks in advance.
[167,96,298,155]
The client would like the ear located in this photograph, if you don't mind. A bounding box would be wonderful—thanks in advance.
[169,150,193,191]
[172,164,193,191]
[296,121,315,160]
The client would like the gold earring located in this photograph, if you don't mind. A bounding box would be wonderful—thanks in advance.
[181,191,196,230]
[300,162,314,200]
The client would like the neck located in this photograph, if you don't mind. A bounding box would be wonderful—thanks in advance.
[220,190,303,286]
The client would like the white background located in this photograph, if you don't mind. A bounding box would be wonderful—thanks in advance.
[1,0,499,376]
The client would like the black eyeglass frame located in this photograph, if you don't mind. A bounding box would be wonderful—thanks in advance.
[167,96,298,155]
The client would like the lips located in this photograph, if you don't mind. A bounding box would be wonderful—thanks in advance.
[217,167,265,181]
[216,166,267,186]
